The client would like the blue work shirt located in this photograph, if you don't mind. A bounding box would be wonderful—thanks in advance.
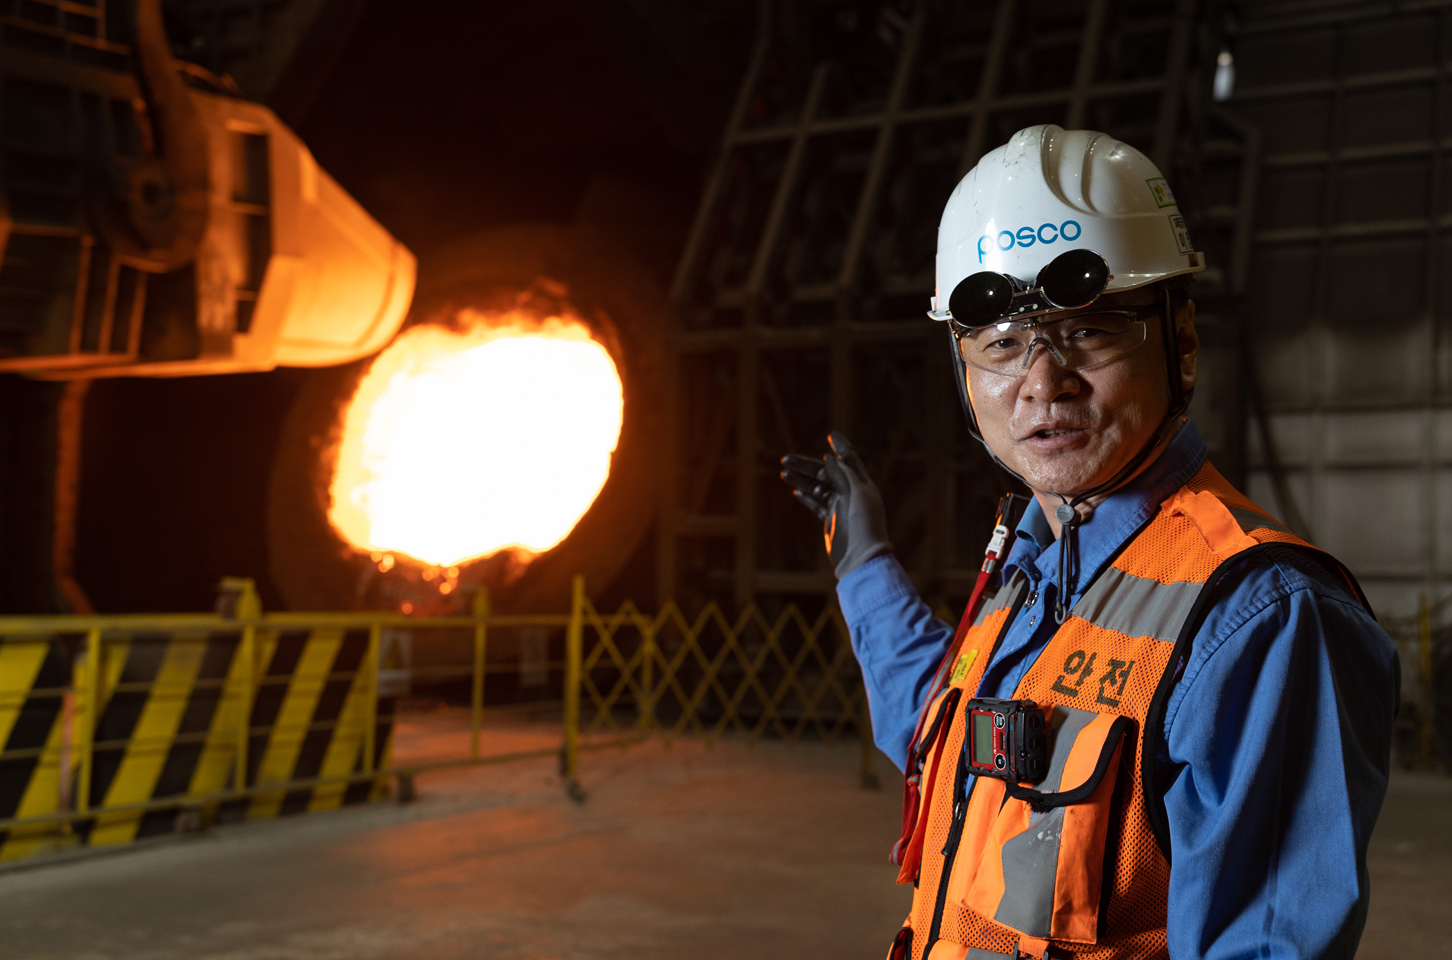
[838,422,1399,960]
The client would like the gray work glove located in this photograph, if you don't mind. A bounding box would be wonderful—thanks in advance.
[779,431,893,579]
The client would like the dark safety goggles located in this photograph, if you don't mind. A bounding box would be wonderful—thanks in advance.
[946,248,1111,329]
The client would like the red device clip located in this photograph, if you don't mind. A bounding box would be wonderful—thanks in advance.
[889,492,1025,877]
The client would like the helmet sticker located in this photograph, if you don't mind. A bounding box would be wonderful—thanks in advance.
[1169,215,1194,255]
[1147,177,1177,208]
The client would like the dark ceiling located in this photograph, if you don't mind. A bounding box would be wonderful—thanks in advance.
[293,0,754,258]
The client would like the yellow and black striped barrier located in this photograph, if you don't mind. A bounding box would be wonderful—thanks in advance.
[0,576,871,864]
[0,577,578,863]
[0,582,402,861]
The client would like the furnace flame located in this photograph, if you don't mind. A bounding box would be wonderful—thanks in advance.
[328,313,623,568]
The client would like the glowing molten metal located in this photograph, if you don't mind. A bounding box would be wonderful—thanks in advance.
[329,314,623,568]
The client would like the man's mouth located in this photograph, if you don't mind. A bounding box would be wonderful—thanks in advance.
[1035,427,1078,438]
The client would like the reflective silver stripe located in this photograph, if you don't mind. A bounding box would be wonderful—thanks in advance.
[1066,502,1287,640]
[1070,567,1203,642]
[991,709,1103,938]
[973,572,1028,627]
[995,804,1066,937]
[1040,706,1098,793]
[1227,505,1290,536]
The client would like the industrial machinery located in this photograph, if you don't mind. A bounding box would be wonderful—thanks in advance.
[0,0,414,377]
[266,222,667,616]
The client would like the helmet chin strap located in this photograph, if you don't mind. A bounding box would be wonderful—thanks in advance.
[950,289,1190,624]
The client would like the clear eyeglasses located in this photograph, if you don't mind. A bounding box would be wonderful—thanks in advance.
[950,302,1160,377]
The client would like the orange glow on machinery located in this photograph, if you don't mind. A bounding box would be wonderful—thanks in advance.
[328,312,623,568]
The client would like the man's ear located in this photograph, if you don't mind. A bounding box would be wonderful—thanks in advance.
[1175,299,1199,393]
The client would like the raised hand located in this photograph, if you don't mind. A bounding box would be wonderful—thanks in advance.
[779,431,893,579]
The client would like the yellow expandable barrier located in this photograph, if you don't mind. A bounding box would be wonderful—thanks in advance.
[0,576,873,864]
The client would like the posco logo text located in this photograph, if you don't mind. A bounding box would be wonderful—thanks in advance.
[977,220,1082,262]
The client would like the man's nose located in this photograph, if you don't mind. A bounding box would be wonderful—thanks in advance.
[1017,343,1081,404]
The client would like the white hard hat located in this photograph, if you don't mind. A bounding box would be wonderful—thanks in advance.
[929,124,1203,321]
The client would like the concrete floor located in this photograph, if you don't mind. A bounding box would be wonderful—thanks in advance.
[1359,769,1452,960]
[0,721,1445,960]
[0,730,909,960]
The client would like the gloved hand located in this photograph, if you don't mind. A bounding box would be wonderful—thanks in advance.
[779,431,893,579]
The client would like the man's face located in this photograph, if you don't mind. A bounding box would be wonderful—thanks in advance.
[965,287,1199,499]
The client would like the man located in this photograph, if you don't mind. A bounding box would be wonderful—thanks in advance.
[781,125,1398,960]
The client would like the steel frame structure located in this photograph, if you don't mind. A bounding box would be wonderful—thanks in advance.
[659,0,1229,613]
[1216,0,1452,763]
[1223,0,1452,620]
[1231,0,1452,607]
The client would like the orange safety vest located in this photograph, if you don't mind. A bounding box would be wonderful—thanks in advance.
[887,462,1366,960]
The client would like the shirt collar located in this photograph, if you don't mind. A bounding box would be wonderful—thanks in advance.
[1001,420,1208,598]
